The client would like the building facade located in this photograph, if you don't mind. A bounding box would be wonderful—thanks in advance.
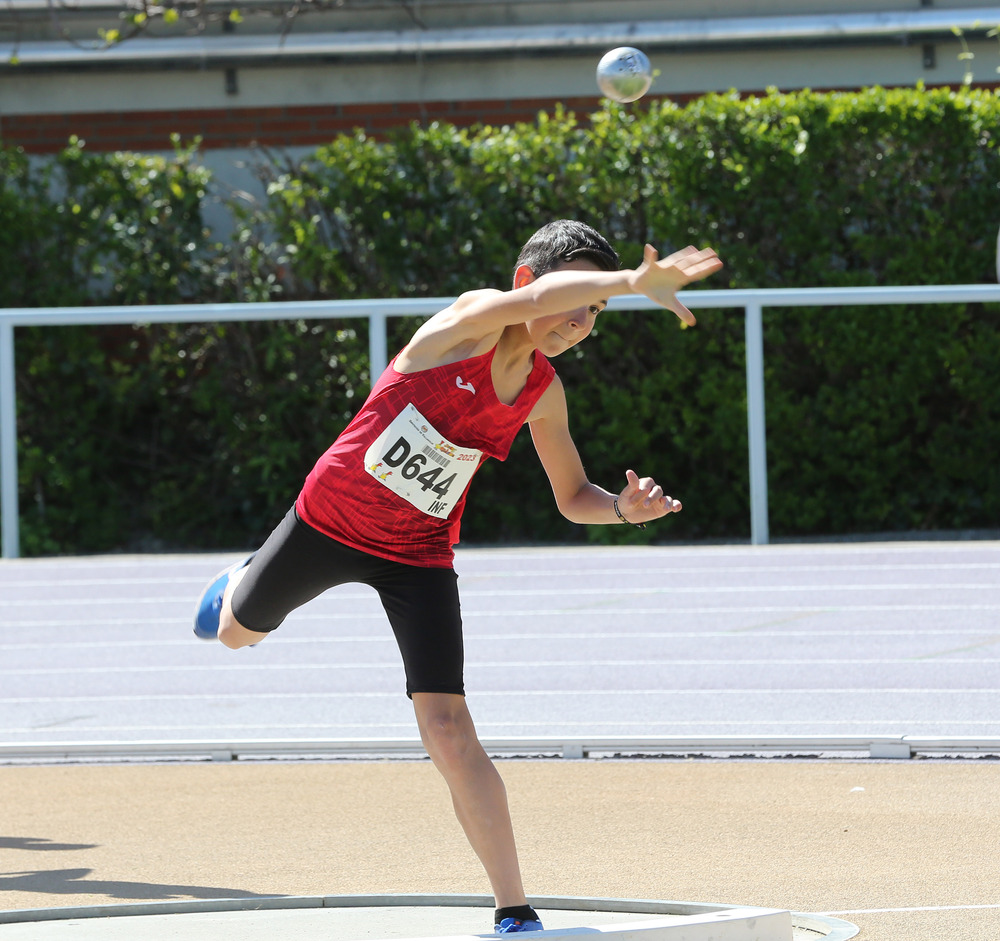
[1,0,997,154]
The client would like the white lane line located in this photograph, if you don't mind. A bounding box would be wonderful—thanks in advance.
[5,605,1000,622]
[5,561,1000,588]
[0,597,376,607]
[5,658,1000,676]
[0,543,994,572]
[340,603,1000,612]
[7,609,1000,632]
[1,724,419,733]
[5,719,1000,729]
[456,544,999,557]
[463,562,1000,577]
[5,627,1000,650]
[7,724,1000,739]
[4,584,1000,606]
[0,635,386,649]
[2,688,998,704]
[4,724,1000,740]
[307,583,1000,594]
[0,576,213,590]
[0,691,403,703]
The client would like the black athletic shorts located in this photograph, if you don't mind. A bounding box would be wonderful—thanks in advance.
[231,506,464,698]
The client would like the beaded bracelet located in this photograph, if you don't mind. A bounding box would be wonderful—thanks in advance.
[614,498,647,530]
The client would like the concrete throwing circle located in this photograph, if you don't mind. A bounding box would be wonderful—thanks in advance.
[0,893,858,941]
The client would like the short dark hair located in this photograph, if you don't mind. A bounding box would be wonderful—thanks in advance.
[514,219,620,279]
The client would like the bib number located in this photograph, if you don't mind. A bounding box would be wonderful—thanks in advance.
[364,403,482,519]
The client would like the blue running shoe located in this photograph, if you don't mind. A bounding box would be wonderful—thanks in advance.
[495,918,544,934]
[193,555,255,640]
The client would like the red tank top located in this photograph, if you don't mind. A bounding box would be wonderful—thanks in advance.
[296,345,556,567]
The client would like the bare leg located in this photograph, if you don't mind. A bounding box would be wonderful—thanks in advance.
[218,567,269,649]
[412,692,528,909]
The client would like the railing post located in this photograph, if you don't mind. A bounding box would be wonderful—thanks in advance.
[368,310,388,388]
[744,301,770,545]
[0,318,20,559]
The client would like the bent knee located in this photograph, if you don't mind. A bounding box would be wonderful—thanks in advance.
[218,608,267,649]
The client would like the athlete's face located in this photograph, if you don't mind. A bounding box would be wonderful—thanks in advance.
[525,259,607,357]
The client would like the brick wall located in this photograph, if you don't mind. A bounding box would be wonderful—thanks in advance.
[3,81,970,155]
[1,96,619,154]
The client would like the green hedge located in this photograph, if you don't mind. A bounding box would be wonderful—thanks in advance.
[4,85,999,554]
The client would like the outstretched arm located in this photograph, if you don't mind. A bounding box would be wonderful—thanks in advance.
[489,243,721,331]
[400,243,722,370]
[528,381,682,527]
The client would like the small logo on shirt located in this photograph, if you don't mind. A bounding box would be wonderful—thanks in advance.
[456,377,476,394]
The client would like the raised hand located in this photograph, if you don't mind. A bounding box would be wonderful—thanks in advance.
[631,243,723,326]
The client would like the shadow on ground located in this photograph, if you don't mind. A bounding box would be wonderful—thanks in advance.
[0,868,283,902]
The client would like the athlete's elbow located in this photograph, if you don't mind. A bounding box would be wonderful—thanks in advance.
[554,491,592,525]
[557,506,579,524]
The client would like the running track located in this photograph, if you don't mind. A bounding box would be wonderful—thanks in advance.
[1,540,999,747]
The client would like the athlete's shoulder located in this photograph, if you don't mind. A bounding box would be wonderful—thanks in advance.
[398,289,506,372]
[446,288,505,317]
[455,287,505,303]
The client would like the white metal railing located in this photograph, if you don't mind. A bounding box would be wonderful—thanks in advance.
[2,284,998,559]
[2,734,998,762]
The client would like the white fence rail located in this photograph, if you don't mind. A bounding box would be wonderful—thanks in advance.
[2,284,998,559]
[4,734,1000,762]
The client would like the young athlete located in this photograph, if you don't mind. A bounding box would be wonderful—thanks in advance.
[194,219,722,933]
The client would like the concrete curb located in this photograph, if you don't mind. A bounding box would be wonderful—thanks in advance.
[0,893,859,941]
